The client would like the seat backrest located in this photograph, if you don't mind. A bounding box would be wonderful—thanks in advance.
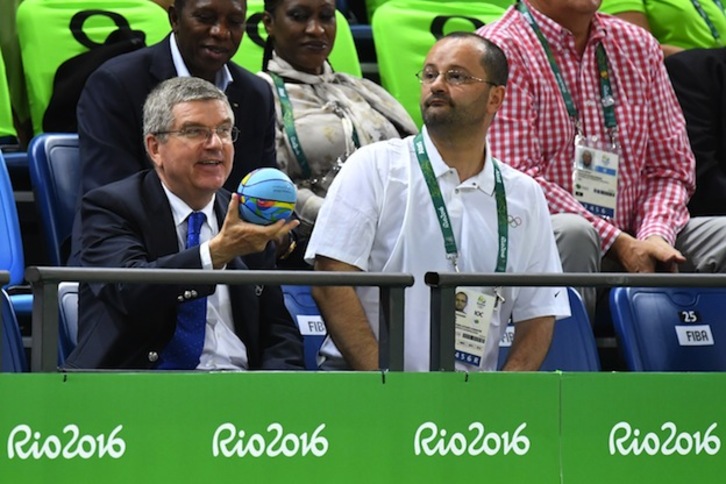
[0,151,25,287]
[233,0,362,77]
[57,281,79,365]
[498,288,600,371]
[611,287,726,371]
[1,289,27,372]
[372,0,507,126]
[0,49,17,140]
[365,0,390,22]
[27,133,81,266]
[281,285,327,370]
[16,0,170,135]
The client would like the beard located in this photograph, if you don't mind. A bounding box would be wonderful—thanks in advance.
[420,95,458,127]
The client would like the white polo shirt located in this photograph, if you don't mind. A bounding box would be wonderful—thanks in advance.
[305,127,570,371]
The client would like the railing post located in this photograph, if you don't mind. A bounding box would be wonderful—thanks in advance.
[379,286,405,371]
[0,271,10,368]
[429,285,455,371]
[30,279,59,372]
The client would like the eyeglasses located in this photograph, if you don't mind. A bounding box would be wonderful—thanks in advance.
[155,125,240,143]
[415,69,497,87]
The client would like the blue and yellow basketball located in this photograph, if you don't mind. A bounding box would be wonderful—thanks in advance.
[237,168,297,225]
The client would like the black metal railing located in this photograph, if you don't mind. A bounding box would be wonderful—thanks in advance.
[425,272,726,371]
[25,267,413,372]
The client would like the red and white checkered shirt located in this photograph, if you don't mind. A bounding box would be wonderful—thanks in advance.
[478,2,695,251]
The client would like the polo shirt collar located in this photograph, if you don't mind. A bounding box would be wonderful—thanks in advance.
[420,126,495,196]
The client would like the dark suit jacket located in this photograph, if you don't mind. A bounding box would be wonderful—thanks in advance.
[666,48,726,217]
[63,170,304,370]
[68,35,276,264]
[77,34,276,194]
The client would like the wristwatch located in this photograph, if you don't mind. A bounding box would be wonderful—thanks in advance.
[279,231,297,260]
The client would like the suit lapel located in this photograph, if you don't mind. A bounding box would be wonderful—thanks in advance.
[142,170,179,256]
[149,35,178,84]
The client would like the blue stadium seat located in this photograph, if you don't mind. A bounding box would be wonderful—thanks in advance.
[57,281,79,364]
[27,133,80,266]
[281,285,326,370]
[0,151,32,317]
[611,287,726,371]
[498,288,600,371]
[2,289,27,372]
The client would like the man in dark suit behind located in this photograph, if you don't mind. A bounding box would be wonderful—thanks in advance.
[69,0,281,264]
[666,48,726,217]
[64,77,303,370]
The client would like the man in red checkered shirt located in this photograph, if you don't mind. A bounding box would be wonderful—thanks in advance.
[478,0,726,316]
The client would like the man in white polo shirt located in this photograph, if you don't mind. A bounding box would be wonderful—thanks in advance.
[306,33,570,372]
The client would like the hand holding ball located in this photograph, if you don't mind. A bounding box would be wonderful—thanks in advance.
[237,168,297,225]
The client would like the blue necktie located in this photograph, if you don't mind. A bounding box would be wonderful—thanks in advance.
[157,212,208,369]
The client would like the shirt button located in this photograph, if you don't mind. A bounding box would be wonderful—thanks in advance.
[148,351,158,362]
[190,290,198,298]
[184,290,192,299]
[455,189,460,194]
[177,295,184,302]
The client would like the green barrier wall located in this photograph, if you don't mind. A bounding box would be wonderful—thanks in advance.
[1,372,724,483]
[561,373,725,482]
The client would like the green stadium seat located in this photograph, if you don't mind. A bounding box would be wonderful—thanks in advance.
[365,0,391,23]
[16,0,171,135]
[0,49,17,141]
[232,0,361,77]
[481,0,516,10]
[372,0,507,126]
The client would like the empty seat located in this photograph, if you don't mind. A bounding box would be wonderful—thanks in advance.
[16,0,170,134]
[611,286,726,371]
[498,288,600,371]
[1,288,27,372]
[57,282,79,364]
[0,150,32,317]
[27,133,80,266]
[0,49,17,142]
[281,285,327,370]
[372,0,507,126]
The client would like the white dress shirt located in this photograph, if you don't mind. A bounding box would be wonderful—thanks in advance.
[169,33,233,92]
[162,184,249,370]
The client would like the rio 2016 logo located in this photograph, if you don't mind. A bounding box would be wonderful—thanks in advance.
[414,422,530,456]
[212,422,328,458]
[608,422,720,456]
[7,424,125,460]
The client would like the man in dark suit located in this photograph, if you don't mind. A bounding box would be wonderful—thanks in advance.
[666,48,726,217]
[69,0,281,264]
[64,76,303,370]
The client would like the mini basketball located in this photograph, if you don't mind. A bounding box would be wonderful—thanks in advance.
[237,168,297,225]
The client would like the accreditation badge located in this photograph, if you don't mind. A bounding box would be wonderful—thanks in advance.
[454,287,495,368]
[572,141,619,219]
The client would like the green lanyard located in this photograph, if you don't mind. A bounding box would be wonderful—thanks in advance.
[269,72,361,180]
[517,1,618,146]
[690,0,726,44]
[270,72,313,179]
[413,133,508,273]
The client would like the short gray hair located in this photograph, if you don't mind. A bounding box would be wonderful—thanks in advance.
[143,77,233,138]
